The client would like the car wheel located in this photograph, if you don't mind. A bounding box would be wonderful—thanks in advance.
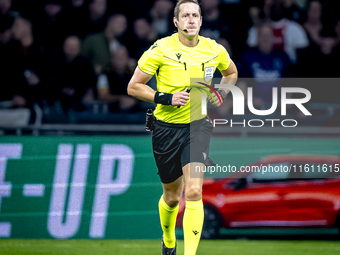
[201,205,221,239]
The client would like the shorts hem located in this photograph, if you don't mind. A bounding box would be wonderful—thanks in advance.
[159,172,183,184]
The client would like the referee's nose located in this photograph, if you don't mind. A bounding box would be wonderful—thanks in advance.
[188,15,195,24]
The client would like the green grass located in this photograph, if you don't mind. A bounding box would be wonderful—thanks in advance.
[1,239,340,255]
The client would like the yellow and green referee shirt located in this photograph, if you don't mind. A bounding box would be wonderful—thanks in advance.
[138,33,231,124]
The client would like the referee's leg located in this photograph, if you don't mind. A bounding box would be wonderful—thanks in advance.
[159,176,183,249]
[182,162,205,255]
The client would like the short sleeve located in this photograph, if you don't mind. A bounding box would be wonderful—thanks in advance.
[217,44,231,71]
[138,41,163,76]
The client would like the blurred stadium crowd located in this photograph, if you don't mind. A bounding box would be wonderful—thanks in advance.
[0,0,340,125]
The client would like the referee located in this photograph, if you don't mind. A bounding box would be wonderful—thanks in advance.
[127,0,238,254]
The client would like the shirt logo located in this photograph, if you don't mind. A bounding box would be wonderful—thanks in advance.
[204,66,214,82]
[151,43,158,50]
[175,53,182,60]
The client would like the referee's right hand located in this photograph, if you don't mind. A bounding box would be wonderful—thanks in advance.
[172,88,189,106]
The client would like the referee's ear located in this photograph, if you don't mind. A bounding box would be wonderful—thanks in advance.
[173,17,178,28]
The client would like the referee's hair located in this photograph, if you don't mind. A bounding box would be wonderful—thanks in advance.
[174,0,202,19]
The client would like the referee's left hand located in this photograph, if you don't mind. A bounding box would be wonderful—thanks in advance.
[208,91,223,107]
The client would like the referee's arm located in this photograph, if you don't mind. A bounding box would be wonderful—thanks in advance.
[127,67,155,102]
[219,60,238,96]
[209,60,238,106]
[127,67,189,106]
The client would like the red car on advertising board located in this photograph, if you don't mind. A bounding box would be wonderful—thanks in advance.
[176,155,340,239]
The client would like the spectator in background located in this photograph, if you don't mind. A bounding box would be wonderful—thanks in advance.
[263,0,275,21]
[83,0,109,36]
[242,24,291,108]
[297,34,338,78]
[244,1,273,28]
[11,17,55,106]
[81,13,128,74]
[200,0,228,40]
[329,18,340,75]
[283,0,306,24]
[200,0,240,56]
[247,0,309,64]
[216,37,247,79]
[296,26,339,104]
[71,0,86,9]
[0,0,14,47]
[53,35,97,111]
[334,18,340,50]
[296,1,339,78]
[149,0,174,38]
[248,4,263,28]
[33,0,67,55]
[97,45,139,112]
[0,13,12,45]
[214,37,248,117]
[0,0,12,16]
[130,16,157,59]
[303,0,323,46]
[320,0,340,32]
[0,15,27,108]
[0,0,20,19]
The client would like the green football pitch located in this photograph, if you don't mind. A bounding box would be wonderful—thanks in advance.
[0,239,340,255]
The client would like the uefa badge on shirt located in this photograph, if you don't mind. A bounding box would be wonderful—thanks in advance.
[204,66,214,83]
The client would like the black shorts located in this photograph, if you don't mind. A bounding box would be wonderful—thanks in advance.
[152,116,215,184]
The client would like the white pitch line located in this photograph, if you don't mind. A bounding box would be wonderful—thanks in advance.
[22,184,45,197]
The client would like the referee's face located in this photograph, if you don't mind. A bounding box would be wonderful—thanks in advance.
[176,3,202,38]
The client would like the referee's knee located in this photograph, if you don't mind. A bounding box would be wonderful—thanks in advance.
[185,185,202,201]
[163,192,182,207]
